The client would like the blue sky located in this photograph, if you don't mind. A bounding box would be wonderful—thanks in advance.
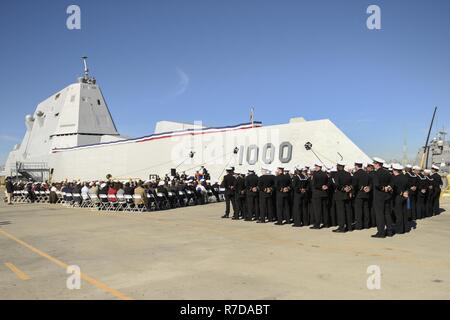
[0,0,449,165]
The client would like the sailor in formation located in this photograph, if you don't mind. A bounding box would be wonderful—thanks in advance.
[220,158,444,239]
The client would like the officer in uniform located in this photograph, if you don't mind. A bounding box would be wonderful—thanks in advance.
[352,161,371,229]
[221,167,236,218]
[431,164,443,215]
[328,166,338,227]
[233,173,247,220]
[371,157,394,238]
[310,163,330,229]
[258,168,275,223]
[275,167,292,225]
[416,168,428,219]
[333,161,354,233]
[245,169,259,221]
[366,163,376,227]
[391,163,409,234]
[292,168,310,227]
[423,169,435,218]
[406,165,419,221]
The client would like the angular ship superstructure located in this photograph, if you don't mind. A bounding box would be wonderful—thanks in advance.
[2,59,372,182]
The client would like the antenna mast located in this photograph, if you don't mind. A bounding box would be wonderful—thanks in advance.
[82,56,89,79]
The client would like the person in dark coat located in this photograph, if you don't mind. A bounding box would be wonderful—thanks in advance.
[391,164,409,234]
[258,168,275,223]
[352,161,372,229]
[371,158,394,238]
[310,164,330,229]
[274,167,292,225]
[430,165,443,215]
[291,168,310,227]
[233,173,247,220]
[332,162,354,233]
[245,170,259,221]
[221,168,236,218]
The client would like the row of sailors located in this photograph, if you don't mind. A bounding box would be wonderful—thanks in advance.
[220,158,443,238]
[9,178,223,209]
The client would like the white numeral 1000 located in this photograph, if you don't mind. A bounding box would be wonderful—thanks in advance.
[238,142,293,165]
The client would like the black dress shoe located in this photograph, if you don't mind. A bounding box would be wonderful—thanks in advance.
[244,218,252,221]
[292,224,302,227]
[371,233,386,238]
[274,222,283,225]
[310,226,320,230]
[231,217,239,220]
[332,228,346,233]
[386,231,395,237]
[221,215,229,218]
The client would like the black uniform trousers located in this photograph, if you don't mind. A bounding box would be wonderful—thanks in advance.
[354,198,370,229]
[373,193,393,235]
[235,195,246,219]
[432,189,441,215]
[292,194,309,226]
[312,197,328,228]
[259,193,274,221]
[224,191,236,216]
[246,192,259,220]
[416,193,426,219]
[394,195,407,234]
[276,192,291,223]
[335,199,353,230]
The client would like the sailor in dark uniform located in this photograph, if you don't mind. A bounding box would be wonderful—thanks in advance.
[245,169,259,221]
[416,168,428,219]
[371,157,394,238]
[310,164,330,229]
[423,169,435,218]
[292,168,310,227]
[258,168,275,223]
[221,167,236,218]
[332,161,354,233]
[405,165,419,221]
[391,163,409,234]
[233,173,247,220]
[352,161,371,230]
[431,165,443,215]
[366,163,376,227]
[274,167,292,225]
[328,167,338,227]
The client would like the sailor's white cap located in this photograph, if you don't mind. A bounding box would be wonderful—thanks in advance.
[329,166,337,172]
[413,165,422,171]
[424,169,431,174]
[373,157,386,164]
[432,164,440,170]
[354,160,364,166]
[314,163,322,168]
[392,163,404,171]
[406,164,413,169]
[383,162,391,169]
[248,169,255,174]
[337,161,346,167]
[226,167,234,172]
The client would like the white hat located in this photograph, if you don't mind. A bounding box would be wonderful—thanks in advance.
[226,167,234,171]
[354,160,364,166]
[158,181,165,186]
[314,163,322,168]
[337,161,346,167]
[413,165,421,171]
[432,165,439,171]
[329,166,337,172]
[382,163,391,169]
[392,163,404,171]
[424,169,431,174]
[406,164,413,169]
[373,157,385,164]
